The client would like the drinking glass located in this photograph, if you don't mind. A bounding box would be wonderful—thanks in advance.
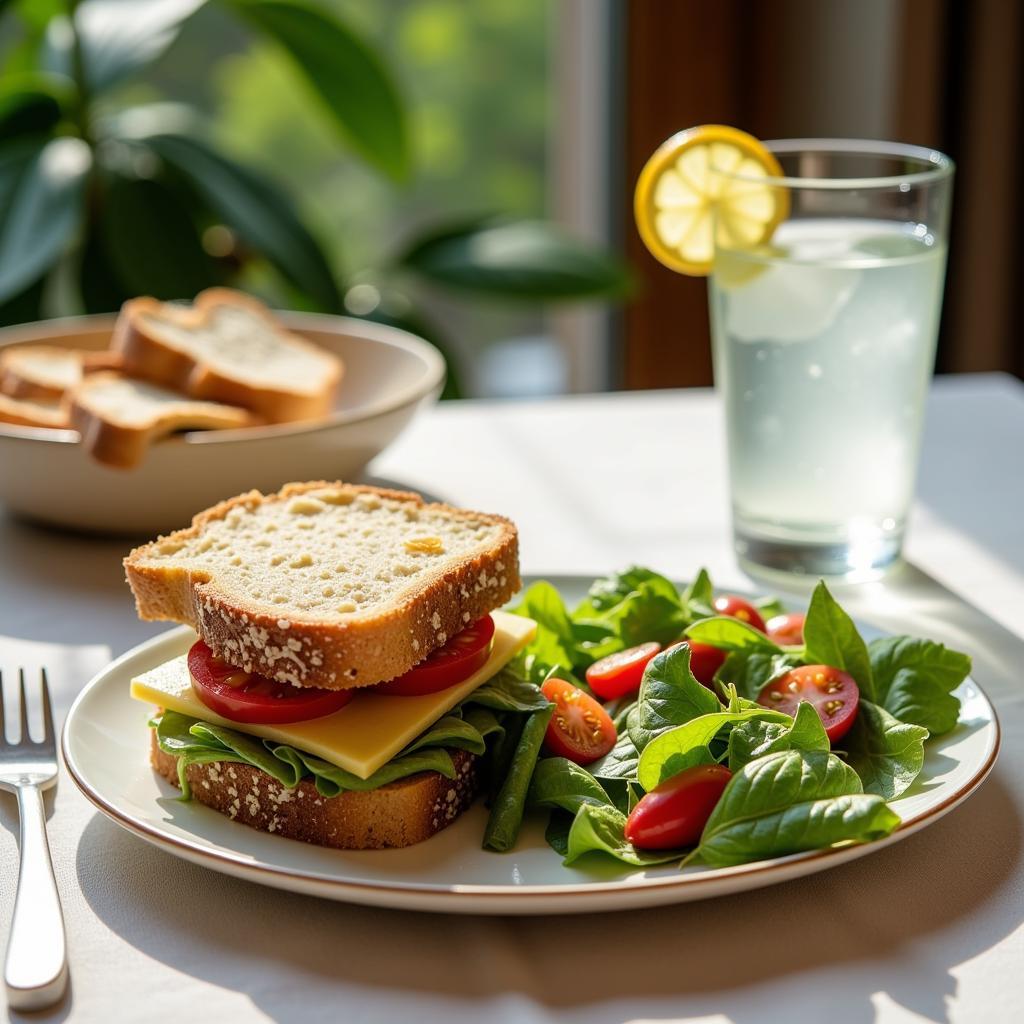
[708,139,954,579]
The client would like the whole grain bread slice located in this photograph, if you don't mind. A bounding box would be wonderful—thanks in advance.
[68,371,259,469]
[112,289,343,423]
[124,481,521,689]
[0,344,122,401]
[150,730,480,849]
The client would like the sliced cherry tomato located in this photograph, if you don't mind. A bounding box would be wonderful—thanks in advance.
[686,640,727,687]
[714,594,767,633]
[756,664,860,743]
[188,641,353,724]
[541,678,617,765]
[766,612,805,646]
[586,642,661,700]
[376,615,496,696]
[625,764,733,850]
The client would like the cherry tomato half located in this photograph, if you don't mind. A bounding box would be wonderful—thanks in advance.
[756,664,860,743]
[714,594,767,633]
[686,641,727,687]
[188,641,353,725]
[376,615,496,696]
[625,764,733,850]
[586,642,661,700]
[766,612,805,647]
[541,678,617,765]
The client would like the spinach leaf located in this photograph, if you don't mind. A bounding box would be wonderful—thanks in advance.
[727,702,830,772]
[867,636,970,735]
[627,643,721,752]
[842,700,929,798]
[529,757,613,814]
[585,565,681,612]
[637,709,789,790]
[716,650,798,701]
[469,668,551,713]
[686,616,782,653]
[192,721,302,787]
[576,569,687,649]
[510,581,577,673]
[755,595,787,620]
[294,748,458,798]
[802,581,874,694]
[402,713,491,756]
[682,567,714,611]
[545,810,573,856]
[563,804,683,866]
[483,705,553,852]
[590,717,641,781]
[695,749,899,866]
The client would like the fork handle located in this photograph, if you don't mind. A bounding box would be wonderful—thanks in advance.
[4,784,67,1011]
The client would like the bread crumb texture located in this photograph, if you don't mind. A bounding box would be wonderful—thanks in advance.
[124,481,520,688]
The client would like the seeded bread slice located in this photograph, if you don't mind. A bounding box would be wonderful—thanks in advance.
[69,372,259,469]
[0,392,69,429]
[150,730,480,849]
[124,481,521,689]
[112,289,343,423]
[0,344,122,401]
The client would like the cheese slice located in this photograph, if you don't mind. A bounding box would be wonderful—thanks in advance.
[131,611,537,780]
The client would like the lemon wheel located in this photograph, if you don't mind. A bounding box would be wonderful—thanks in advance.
[634,125,789,276]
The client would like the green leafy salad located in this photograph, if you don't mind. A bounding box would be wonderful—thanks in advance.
[153,565,972,869]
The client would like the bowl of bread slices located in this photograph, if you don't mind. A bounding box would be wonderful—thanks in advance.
[0,289,445,535]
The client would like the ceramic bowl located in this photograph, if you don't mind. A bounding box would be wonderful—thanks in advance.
[0,312,445,535]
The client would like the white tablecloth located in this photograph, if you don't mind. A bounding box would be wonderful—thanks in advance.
[1,373,1022,1023]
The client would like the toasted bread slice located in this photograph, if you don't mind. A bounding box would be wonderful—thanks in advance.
[124,482,521,689]
[151,730,480,849]
[0,392,69,429]
[69,372,258,469]
[112,289,343,423]
[0,344,122,401]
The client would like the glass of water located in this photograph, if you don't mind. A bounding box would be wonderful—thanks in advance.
[708,139,954,579]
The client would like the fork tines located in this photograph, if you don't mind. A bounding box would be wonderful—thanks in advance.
[0,669,55,750]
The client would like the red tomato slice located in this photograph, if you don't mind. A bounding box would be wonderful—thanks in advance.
[714,594,767,633]
[541,678,617,765]
[756,664,860,743]
[625,764,733,850]
[188,641,353,724]
[686,640,727,687]
[586,642,661,700]
[766,612,805,646]
[375,615,495,696]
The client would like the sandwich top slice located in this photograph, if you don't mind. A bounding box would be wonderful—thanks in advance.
[124,482,547,851]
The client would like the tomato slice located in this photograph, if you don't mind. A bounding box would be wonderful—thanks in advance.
[375,615,495,696]
[540,678,617,765]
[625,764,733,850]
[686,640,727,687]
[766,612,805,646]
[714,594,767,633]
[586,642,661,700]
[756,664,860,743]
[188,641,353,724]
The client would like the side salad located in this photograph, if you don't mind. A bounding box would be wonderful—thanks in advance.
[501,566,972,869]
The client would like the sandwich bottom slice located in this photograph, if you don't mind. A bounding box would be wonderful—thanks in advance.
[133,611,542,850]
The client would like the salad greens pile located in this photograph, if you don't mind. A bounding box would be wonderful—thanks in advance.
[153,565,971,870]
[510,566,971,868]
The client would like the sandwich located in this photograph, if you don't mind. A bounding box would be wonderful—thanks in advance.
[124,481,546,850]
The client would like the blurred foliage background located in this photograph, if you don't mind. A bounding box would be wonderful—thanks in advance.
[0,0,627,396]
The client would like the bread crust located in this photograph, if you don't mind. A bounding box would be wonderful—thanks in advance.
[124,481,522,689]
[151,730,480,849]
[0,345,122,402]
[0,392,69,429]
[112,289,342,423]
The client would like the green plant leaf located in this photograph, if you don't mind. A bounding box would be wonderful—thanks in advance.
[802,581,874,695]
[43,0,207,94]
[727,701,830,772]
[563,804,682,867]
[97,172,217,298]
[695,749,898,866]
[400,220,631,301]
[528,756,614,816]
[843,700,929,798]
[681,568,715,617]
[685,615,782,653]
[509,580,578,676]
[715,649,799,701]
[232,0,408,181]
[0,137,90,304]
[141,132,340,311]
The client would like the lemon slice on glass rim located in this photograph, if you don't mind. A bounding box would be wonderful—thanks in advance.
[634,124,789,276]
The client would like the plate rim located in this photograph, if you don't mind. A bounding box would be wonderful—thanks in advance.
[62,609,1002,908]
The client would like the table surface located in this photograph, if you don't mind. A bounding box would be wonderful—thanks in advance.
[1,372,1022,1024]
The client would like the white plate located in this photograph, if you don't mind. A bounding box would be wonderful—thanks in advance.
[62,577,1000,915]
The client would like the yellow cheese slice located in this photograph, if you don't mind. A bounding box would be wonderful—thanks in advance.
[131,610,537,780]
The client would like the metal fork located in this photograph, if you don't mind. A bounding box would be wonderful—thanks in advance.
[0,669,67,1011]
